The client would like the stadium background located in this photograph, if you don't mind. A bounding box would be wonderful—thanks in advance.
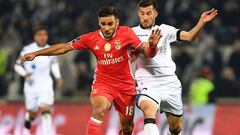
[0,0,240,134]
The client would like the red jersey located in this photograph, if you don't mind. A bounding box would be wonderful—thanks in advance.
[70,26,142,95]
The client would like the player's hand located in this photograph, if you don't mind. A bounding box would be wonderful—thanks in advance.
[20,53,36,64]
[130,50,140,62]
[200,8,218,23]
[56,78,64,88]
[149,29,161,48]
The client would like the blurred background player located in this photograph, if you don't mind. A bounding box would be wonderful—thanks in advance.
[19,6,160,135]
[14,27,63,135]
[131,0,217,135]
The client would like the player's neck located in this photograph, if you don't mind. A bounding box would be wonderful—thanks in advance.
[99,30,117,41]
[139,23,155,30]
[36,42,46,48]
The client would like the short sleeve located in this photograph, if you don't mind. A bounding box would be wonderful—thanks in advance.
[70,34,89,50]
[20,47,27,56]
[127,27,142,49]
[160,24,180,43]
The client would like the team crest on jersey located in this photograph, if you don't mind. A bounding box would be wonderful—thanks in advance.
[114,40,121,50]
[104,43,111,52]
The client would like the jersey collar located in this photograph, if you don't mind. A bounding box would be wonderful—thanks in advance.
[34,42,48,48]
[99,26,118,41]
[139,23,155,30]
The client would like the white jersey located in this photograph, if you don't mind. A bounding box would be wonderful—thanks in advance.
[15,42,61,91]
[133,25,183,115]
[132,24,180,82]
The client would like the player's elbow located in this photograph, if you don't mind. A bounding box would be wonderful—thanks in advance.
[181,32,195,42]
[187,36,196,42]
[182,35,193,42]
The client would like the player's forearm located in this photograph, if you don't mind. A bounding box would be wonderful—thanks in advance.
[189,20,205,40]
[34,43,69,56]
[145,43,158,58]
[182,20,205,41]
[140,42,158,58]
[14,64,27,77]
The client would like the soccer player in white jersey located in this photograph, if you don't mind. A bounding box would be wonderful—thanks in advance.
[14,27,63,135]
[131,0,218,135]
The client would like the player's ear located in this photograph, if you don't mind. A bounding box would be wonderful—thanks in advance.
[115,17,119,26]
[98,17,101,27]
[155,10,158,18]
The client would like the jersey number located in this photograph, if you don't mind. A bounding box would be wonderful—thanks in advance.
[125,106,134,116]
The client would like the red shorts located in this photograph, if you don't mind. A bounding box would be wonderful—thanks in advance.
[91,82,135,120]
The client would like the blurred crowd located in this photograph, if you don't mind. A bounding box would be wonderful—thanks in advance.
[0,0,240,104]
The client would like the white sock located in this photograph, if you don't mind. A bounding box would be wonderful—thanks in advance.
[167,130,182,135]
[144,123,160,135]
[42,112,52,135]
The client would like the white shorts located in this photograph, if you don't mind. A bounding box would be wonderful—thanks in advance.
[136,75,183,116]
[24,88,54,111]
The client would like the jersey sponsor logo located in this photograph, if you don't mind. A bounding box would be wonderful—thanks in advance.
[104,43,111,52]
[137,34,148,37]
[97,56,123,65]
[114,40,121,50]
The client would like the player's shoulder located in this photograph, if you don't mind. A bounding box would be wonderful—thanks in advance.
[119,26,131,29]
[22,42,37,50]
[158,23,177,31]
[84,30,100,39]
[131,25,140,31]
[20,42,37,54]
[131,25,147,35]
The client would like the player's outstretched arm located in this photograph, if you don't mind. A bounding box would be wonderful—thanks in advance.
[180,8,218,41]
[20,43,73,64]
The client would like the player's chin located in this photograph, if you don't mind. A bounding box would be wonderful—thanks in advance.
[104,33,113,39]
[141,24,152,29]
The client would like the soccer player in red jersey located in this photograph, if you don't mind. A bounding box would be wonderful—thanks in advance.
[20,6,161,135]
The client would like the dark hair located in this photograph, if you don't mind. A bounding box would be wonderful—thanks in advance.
[98,5,118,18]
[138,0,157,9]
[34,26,48,35]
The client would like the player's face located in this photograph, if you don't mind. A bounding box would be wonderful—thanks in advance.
[34,30,48,47]
[99,15,119,39]
[138,5,158,29]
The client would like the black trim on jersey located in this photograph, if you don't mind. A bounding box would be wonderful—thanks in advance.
[136,94,159,109]
[144,118,156,124]
[176,30,182,41]
[162,111,183,117]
